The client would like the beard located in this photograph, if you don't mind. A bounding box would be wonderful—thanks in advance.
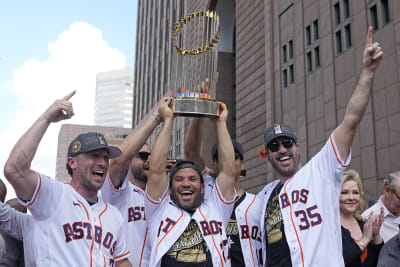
[170,188,204,212]
[131,165,148,183]
[270,151,301,178]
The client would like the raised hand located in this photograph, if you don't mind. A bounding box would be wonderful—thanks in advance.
[363,26,384,72]
[42,91,76,123]
[371,207,384,244]
[158,97,174,121]
[216,102,228,122]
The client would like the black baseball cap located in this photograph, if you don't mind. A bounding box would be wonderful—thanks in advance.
[67,132,121,159]
[168,160,204,184]
[264,124,297,146]
[211,140,244,161]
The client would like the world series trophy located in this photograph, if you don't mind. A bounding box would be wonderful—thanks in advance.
[170,10,220,117]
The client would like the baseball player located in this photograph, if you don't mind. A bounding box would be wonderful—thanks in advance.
[145,97,236,267]
[257,26,383,267]
[4,91,131,267]
[185,118,264,266]
[101,98,166,266]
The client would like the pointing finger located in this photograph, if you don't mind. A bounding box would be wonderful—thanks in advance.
[366,26,373,48]
[62,90,76,101]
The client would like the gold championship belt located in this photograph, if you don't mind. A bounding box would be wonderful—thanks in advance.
[170,10,220,117]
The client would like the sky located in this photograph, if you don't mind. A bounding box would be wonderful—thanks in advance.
[0,0,138,201]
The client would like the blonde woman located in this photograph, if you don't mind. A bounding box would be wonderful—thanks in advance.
[340,169,384,266]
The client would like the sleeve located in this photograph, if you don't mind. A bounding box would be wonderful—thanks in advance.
[341,226,362,266]
[18,173,64,221]
[211,180,236,227]
[112,213,130,262]
[0,202,31,240]
[311,134,351,186]
[144,187,169,221]
[101,171,130,209]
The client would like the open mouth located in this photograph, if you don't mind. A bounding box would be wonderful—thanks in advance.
[279,156,291,162]
[180,190,193,200]
[92,170,104,178]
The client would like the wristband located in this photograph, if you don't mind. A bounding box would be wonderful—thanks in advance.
[151,113,162,124]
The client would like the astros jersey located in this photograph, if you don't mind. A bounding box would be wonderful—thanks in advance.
[101,171,149,266]
[203,172,264,266]
[21,173,130,266]
[145,180,235,267]
[258,134,349,267]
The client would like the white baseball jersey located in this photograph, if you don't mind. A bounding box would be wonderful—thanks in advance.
[258,135,350,267]
[20,173,130,266]
[203,172,264,266]
[101,171,149,266]
[145,180,235,267]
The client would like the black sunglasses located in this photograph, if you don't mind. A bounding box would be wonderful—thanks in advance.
[267,138,295,152]
[137,151,151,161]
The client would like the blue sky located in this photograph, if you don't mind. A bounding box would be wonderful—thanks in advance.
[0,0,138,200]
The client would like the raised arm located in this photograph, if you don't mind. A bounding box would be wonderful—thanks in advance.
[334,26,383,160]
[108,100,163,188]
[214,102,236,200]
[4,91,75,201]
[147,97,174,200]
[184,118,206,170]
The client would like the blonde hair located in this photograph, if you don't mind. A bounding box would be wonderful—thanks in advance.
[341,169,364,221]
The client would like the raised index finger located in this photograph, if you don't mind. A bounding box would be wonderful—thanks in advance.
[366,26,373,48]
[62,90,76,101]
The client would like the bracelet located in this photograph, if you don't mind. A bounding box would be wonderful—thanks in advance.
[151,113,162,124]
[357,240,366,251]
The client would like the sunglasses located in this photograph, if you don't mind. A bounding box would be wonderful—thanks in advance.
[137,151,151,161]
[267,138,295,152]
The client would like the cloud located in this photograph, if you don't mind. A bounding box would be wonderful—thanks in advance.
[0,22,126,200]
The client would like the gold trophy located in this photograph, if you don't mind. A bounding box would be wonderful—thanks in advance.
[170,10,220,117]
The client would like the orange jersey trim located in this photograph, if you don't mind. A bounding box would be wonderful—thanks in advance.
[114,251,130,260]
[198,207,225,267]
[215,182,235,205]
[139,227,149,267]
[283,179,305,267]
[329,135,349,168]
[27,174,42,207]
[156,210,184,250]
[244,194,257,266]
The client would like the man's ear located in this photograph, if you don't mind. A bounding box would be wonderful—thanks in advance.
[67,157,76,170]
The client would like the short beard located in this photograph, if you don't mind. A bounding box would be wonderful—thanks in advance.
[131,166,148,183]
[170,190,204,212]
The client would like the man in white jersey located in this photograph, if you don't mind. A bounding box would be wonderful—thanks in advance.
[362,171,400,242]
[185,118,263,266]
[258,26,383,267]
[145,97,236,267]
[4,91,131,267]
[101,98,166,266]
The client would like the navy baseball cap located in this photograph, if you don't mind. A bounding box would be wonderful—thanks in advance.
[168,160,204,184]
[264,124,297,146]
[67,132,121,159]
[211,140,244,161]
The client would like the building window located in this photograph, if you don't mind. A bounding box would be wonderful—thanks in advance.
[307,52,312,72]
[306,25,311,46]
[334,2,341,25]
[281,39,295,88]
[305,18,320,73]
[283,69,288,88]
[313,20,319,41]
[344,24,352,48]
[343,0,350,18]
[289,64,294,84]
[314,46,320,68]
[381,0,390,25]
[282,44,287,63]
[336,30,342,54]
[370,5,378,30]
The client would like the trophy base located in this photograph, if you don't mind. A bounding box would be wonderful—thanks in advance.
[173,98,218,117]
